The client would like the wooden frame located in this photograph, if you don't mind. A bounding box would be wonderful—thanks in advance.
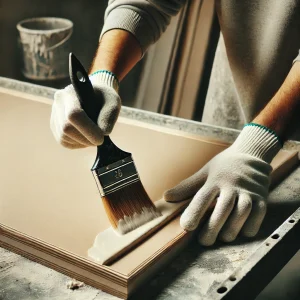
[0,88,298,299]
[134,3,188,112]
[167,0,216,119]
[134,0,216,118]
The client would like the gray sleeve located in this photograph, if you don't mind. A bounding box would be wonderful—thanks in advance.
[100,0,186,54]
[293,50,300,64]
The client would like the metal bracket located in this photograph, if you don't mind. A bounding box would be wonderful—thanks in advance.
[209,207,300,300]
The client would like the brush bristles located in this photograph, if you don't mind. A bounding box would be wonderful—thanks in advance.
[101,181,162,234]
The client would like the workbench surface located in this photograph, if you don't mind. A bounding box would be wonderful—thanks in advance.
[0,78,299,300]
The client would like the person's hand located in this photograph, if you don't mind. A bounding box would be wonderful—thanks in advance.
[51,71,120,149]
[164,124,281,246]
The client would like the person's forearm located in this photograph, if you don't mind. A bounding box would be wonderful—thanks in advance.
[253,61,300,141]
[89,29,142,81]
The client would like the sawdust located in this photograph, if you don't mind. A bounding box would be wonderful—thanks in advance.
[66,279,85,290]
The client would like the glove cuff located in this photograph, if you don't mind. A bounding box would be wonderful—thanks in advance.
[90,70,119,92]
[232,123,282,163]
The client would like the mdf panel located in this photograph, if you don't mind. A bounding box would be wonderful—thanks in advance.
[0,88,227,266]
[0,88,297,298]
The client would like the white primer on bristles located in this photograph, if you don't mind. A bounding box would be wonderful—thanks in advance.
[117,206,162,234]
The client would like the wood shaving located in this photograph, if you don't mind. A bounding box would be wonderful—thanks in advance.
[67,279,85,290]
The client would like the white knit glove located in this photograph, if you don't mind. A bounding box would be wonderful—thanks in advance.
[164,124,281,246]
[51,71,120,149]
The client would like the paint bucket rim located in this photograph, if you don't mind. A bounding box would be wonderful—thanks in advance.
[17,17,73,35]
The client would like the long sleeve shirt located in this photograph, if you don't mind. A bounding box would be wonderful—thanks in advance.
[100,0,300,134]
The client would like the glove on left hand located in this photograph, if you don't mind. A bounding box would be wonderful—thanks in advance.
[164,124,281,246]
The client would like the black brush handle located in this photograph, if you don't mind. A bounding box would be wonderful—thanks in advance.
[69,53,130,169]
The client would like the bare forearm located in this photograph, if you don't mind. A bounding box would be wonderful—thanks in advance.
[253,61,300,141]
[89,0,186,80]
[89,29,142,81]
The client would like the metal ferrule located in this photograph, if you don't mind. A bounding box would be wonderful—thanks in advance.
[92,156,140,196]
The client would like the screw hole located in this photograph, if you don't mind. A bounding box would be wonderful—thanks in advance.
[229,276,236,281]
[289,219,295,223]
[217,287,228,294]
[266,243,270,246]
[271,233,280,239]
[76,71,85,82]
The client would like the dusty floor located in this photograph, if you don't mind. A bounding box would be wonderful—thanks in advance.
[0,247,118,300]
[0,247,299,300]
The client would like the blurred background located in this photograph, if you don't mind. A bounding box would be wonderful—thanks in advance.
[0,0,221,123]
[0,0,143,107]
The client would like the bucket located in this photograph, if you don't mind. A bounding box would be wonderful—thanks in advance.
[17,17,73,80]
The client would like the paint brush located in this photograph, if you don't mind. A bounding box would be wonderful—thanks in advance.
[69,53,161,234]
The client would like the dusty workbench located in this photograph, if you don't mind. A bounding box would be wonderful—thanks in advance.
[0,77,299,300]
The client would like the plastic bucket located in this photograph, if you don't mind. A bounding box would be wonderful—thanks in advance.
[17,17,73,80]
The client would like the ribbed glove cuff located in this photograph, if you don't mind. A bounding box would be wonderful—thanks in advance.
[232,123,282,163]
[90,70,119,92]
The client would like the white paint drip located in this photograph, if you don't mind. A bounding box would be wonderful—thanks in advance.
[88,199,190,264]
[117,206,162,234]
